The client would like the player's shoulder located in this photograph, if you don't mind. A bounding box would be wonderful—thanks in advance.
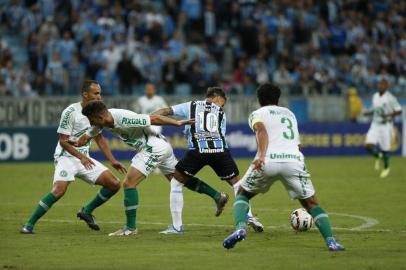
[61,102,81,116]
[254,105,295,118]
[138,96,148,103]
[155,95,166,102]
[386,91,398,100]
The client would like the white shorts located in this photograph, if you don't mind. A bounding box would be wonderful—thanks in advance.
[240,160,315,199]
[365,123,393,151]
[53,156,108,185]
[131,137,177,177]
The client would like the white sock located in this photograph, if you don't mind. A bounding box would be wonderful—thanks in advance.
[232,182,254,218]
[170,178,184,230]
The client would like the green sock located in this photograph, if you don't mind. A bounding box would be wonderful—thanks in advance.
[83,187,115,214]
[124,188,138,230]
[382,151,390,169]
[184,176,221,202]
[233,194,250,229]
[367,147,380,158]
[26,192,59,227]
[310,206,333,241]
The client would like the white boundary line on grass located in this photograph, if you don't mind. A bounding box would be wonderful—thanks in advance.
[1,213,387,232]
[1,202,384,231]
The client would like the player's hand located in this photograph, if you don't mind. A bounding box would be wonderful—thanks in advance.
[252,156,265,171]
[178,118,195,126]
[80,156,95,170]
[111,160,127,174]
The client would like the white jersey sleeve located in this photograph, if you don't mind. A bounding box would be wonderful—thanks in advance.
[57,106,76,135]
[248,110,263,131]
[389,93,402,112]
[111,109,151,128]
[157,96,168,110]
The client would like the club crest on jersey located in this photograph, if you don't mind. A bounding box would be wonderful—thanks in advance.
[60,170,68,177]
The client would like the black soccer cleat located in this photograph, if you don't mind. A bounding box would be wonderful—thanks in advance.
[77,208,100,231]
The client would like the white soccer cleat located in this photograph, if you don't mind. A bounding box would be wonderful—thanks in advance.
[108,227,138,237]
[380,168,390,178]
[159,225,185,235]
[247,216,264,232]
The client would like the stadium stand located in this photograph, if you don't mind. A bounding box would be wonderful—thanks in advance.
[0,0,405,97]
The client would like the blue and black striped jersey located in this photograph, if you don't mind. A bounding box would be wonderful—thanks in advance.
[172,100,227,153]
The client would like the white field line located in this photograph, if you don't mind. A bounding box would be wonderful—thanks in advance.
[0,209,391,232]
[1,202,393,232]
[0,216,393,232]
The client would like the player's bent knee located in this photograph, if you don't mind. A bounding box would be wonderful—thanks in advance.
[51,183,68,198]
[300,196,318,211]
[109,179,121,193]
[173,170,188,183]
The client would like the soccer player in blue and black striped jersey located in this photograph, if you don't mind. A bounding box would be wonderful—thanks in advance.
[155,87,264,233]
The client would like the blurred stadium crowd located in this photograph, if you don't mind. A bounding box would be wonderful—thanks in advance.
[0,0,405,97]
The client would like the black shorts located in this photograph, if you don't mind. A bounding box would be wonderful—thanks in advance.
[175,149,239,180]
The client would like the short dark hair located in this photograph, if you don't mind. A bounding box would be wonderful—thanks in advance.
[206,86,226,100]
[82,100,108,117]
[81,80,99,94]
[256,83,281,106]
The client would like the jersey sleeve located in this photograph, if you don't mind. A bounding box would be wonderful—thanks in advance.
[389,95,402,112]
[116,110,151,128]
[248,111,263,131]
[171,102,191,118]
[86,126,102,137]
[158,97,168,109]
[57,106,75,135]
[221,114,227,135]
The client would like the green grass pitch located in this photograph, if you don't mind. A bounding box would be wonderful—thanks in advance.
[1,157,406,270]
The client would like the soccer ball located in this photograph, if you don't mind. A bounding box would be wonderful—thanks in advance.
[290,208,313,231]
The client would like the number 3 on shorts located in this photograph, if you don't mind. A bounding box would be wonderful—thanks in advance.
[281,117,294,140]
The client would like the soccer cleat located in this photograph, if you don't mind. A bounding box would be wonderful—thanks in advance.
[108,227,138,236]
[326,238,345,251]
[20,225,34,234]
[223,228,246,249]
[215,192,229,217]
[375,153,383,170]
[159,225,186,235]
[248,216,264,232]
[380,168,390,178]
[77,208,100,231]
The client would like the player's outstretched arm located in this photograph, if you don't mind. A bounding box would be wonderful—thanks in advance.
[60,134,95,170]
[152,107,174,116]
[149,115,194,126]
[93,134,127,174]
[252,122,269,170]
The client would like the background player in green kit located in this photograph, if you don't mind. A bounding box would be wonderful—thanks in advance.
[363,77,402,178]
